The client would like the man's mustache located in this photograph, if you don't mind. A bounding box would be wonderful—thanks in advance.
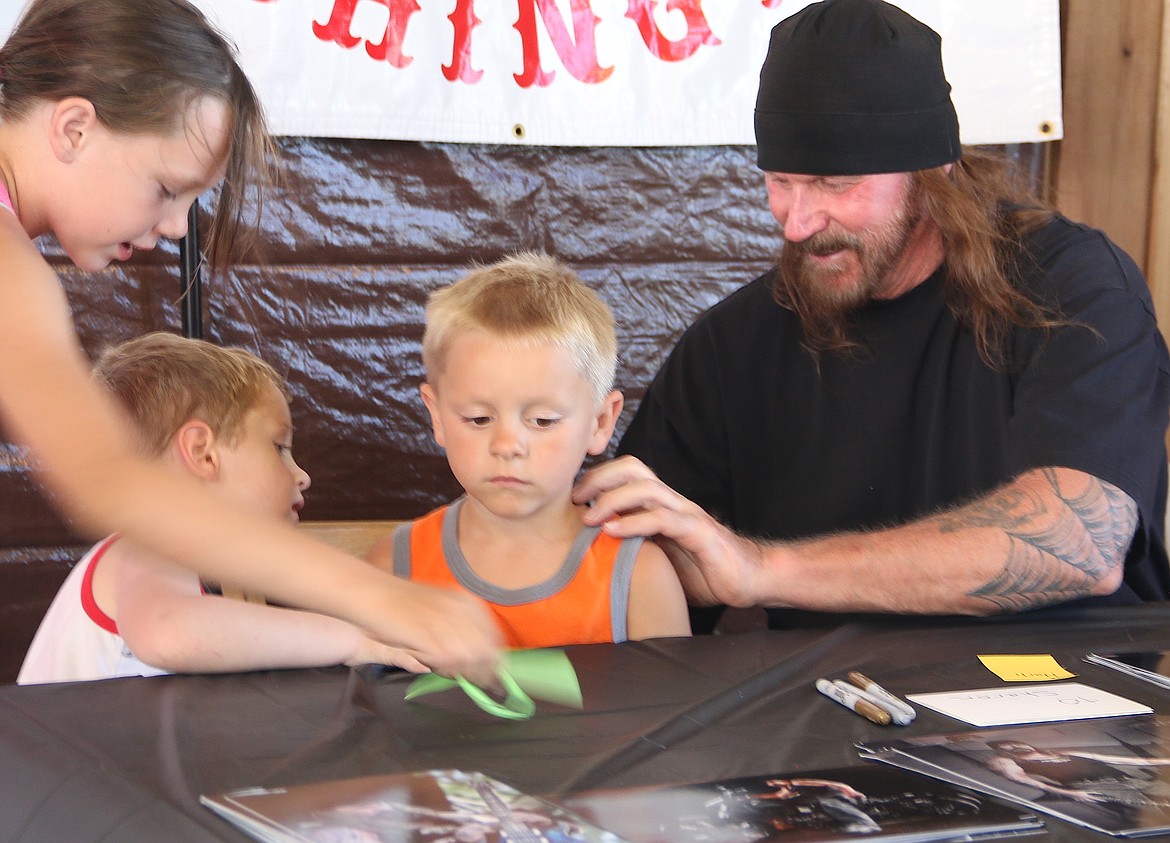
[785,231,865,259]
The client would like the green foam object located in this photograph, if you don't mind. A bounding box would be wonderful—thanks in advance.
[405,649,583,719]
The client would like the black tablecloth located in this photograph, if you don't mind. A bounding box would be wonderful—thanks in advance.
[5,605,1170,841]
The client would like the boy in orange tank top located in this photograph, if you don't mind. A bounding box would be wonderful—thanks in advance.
[368,253,690,648]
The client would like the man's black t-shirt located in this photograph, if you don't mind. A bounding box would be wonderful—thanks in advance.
[619,214,1170,626]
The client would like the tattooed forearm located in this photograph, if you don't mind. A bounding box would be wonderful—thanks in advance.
[935,469,1137,611]
[970,537,1098,611]
[1044,468,1135,558]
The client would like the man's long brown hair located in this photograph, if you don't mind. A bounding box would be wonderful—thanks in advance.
[772,148,1066,368]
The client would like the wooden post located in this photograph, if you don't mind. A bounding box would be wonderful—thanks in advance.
[1055,0,1162,272]
[1148,2,1170,356]
[1057,0,1168,447]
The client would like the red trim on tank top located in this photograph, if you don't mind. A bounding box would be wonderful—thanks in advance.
[80,536,121,634]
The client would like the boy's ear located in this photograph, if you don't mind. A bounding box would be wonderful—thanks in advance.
[586,389,624,456]
[48,97,100,163]
[171,420,221,482]
[419,383,446,448]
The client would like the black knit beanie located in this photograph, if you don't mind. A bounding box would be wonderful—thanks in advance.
[754,0,961,175]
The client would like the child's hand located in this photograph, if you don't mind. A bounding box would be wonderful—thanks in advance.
[374,582,502,687]
[348,639,429,673]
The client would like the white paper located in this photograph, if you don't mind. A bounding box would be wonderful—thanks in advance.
[906,681,1151,727]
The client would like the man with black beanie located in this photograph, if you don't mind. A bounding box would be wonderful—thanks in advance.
[575,0,1170,626]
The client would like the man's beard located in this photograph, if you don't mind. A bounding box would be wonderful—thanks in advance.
[773,181,924,350]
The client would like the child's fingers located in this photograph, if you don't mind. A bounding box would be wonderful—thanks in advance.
[383,584,503,683]
[375,645,430,674]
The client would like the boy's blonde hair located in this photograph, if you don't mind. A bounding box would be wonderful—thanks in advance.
[93,332,288,457]
[423,252,617,403]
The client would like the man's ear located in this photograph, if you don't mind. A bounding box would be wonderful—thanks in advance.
[586,389,624,456]
[48,97,100,163]
[170,420,221,482]
[420,383,446,448]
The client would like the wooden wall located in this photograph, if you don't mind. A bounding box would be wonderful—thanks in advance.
[1057,0,1170,351]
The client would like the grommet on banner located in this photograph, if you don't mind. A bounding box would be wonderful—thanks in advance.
[512,123,527,140]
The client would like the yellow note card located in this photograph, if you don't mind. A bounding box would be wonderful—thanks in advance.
[978,654,1076,682]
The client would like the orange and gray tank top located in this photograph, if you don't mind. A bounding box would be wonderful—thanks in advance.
[393,497,641,648]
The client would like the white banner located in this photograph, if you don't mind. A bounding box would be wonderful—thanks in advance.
[1,0,1062,146]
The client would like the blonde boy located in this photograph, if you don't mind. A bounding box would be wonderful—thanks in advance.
[368,253,690,647]
[19,332,423,684]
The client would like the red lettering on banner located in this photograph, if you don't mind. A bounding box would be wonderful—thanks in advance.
[312,0,421,67]
[443,0,483,83]
[274,0,748,85]
[625,0,720,62]
[762,0,784,7]
[312,0,360,49]
[513,0,613,88]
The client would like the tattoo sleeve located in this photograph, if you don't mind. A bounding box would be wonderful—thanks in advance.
[935,468,1137,612]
